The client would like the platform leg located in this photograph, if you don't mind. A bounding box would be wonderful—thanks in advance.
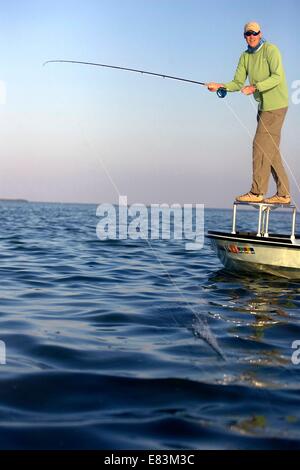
[264,207,270,238]
[231,204,237,235]
[291,208,296,243]
[257,205,263,237]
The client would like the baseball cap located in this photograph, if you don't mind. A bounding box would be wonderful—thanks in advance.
[244,21,261,33]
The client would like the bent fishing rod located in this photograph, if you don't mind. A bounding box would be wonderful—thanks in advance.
[43,60,227,98]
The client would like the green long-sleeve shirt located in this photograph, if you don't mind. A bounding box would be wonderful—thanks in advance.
[224,42,289,111]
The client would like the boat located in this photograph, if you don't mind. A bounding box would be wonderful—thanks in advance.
[207,201,300,279]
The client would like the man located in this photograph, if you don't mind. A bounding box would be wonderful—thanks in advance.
[208,21,290,204]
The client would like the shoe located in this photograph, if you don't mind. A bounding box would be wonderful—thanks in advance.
[263,194,291,204]
[236,192,264,203]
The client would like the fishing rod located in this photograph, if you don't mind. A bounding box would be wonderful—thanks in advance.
[43,60,227,98]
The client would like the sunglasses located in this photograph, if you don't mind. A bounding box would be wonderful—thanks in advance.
[244,30,260,37]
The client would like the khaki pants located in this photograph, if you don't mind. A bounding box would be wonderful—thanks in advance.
[251,107,290,197]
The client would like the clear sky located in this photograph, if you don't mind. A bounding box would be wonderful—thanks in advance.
[0,0,299,207]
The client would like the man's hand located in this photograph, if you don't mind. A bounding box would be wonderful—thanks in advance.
[241,85,257,95]
[207,82,224,92]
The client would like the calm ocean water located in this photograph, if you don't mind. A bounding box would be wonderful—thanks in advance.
[0,201,300,450]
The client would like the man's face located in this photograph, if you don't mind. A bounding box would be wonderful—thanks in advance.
[245,31,262,48]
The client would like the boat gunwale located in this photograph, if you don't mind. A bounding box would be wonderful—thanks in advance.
[207,230,300,249]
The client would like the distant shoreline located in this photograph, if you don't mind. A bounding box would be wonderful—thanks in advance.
[0,198,29,203]
[0,199,244,210]
[0,198,235,209]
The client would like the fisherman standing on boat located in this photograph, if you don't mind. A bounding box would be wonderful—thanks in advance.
[208,21,291,205]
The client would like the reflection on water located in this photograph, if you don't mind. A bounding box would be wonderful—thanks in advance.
[204,268,300,444]
[231,414,267,436]
[206,269,300,377]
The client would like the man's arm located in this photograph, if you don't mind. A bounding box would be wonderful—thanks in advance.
[224,53,247,91]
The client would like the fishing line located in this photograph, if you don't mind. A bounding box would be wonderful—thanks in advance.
[43,59,226,358]
[71,118,225,360]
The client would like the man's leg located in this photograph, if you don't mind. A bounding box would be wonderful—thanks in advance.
[251,108,289,197]
[251,111,271,195]
[269,108,289,196]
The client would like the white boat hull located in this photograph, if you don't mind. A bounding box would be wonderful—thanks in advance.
[208,232,300,279]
